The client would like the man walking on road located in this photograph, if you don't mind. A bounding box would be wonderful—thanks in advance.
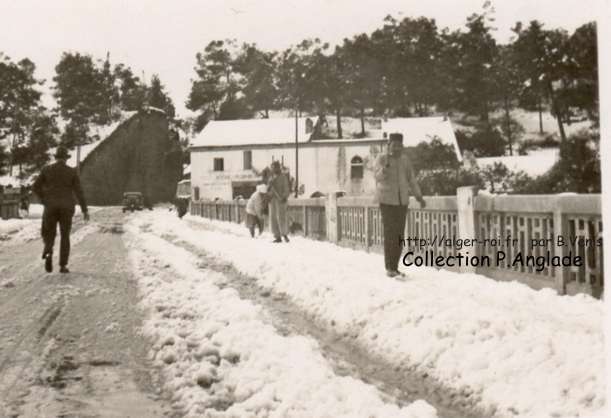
[33,147,89,273]
[268,161,290,243]
[375,133,426,278]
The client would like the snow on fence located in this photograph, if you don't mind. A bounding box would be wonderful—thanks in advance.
[190,188,603,298]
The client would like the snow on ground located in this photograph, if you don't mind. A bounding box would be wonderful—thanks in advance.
[453,109,592,142]
[476,148,560,177]
[508,108,591,139]
[0,204,44,242]
[125,219,437,418]
[0,204,100,244]
[137,209,605,418]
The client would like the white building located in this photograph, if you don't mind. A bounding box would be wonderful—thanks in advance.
[190,116,460,200]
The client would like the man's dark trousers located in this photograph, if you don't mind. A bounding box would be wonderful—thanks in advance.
[42,206,75,267]
[380,204,408,271]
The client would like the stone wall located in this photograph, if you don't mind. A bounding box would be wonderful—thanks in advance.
[80,109,183,205]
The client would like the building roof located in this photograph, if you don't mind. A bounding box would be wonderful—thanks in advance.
[476,148,560,177]
[191,116,462,161]
[192,117,318,147]
[381,117,462,161]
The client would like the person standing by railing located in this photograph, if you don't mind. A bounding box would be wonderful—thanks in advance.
[268,161,290,243]
[375,133,426,278]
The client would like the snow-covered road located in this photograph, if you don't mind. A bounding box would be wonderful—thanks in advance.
[126,218,438,417]
[130,209,606,418]
[2,206,603,417]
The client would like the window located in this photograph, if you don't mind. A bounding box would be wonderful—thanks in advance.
[193,186,200,201]
[351,156,364,179]
[213,158,224,171]
[243,150,252,170]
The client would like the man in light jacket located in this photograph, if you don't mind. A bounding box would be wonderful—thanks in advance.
[375,133,425,278]
[268,161,290,243]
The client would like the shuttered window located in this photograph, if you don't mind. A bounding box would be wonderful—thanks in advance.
[213,158,224,171]
[243,150,252,170]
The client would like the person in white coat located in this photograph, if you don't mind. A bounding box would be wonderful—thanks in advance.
[245,184,268,237]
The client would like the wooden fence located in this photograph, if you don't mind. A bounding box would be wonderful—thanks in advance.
[190,187,603,298]
[0,191,20,220]
[191,197,327,240]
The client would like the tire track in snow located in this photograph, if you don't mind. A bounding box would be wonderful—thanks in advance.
[143,225,481,418]
[0,208,164,418]
[128,225,440,418]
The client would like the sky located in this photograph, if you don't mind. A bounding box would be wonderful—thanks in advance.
[0,0,604,117]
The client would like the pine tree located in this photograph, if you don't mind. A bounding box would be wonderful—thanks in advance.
[0,54,43,175]
[114,64,148,111]
[187,40,246,129]
[235,44,278,118]
[148,74,175,117]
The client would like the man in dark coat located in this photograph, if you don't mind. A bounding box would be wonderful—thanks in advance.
[33,147,89,273]
[375,133,426,278]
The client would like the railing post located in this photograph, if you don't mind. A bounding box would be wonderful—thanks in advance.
[553,202,569,295]
[303,205,308,237]
[326,193,339,243]
[364,206,370,251]
[457,186,479,273]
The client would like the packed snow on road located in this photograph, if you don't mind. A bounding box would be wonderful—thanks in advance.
[126,221,436,417]
[123,209,605,418]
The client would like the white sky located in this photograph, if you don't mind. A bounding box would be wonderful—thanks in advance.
[0,0,604,117]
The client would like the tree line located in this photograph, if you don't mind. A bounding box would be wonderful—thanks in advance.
[0,5,598,189]
[186,7,597,155]
[0,51,175,179]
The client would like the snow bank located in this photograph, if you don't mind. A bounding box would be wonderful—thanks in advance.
[0,205,99,245]
[139,210,605,418]
[125,220,437,418]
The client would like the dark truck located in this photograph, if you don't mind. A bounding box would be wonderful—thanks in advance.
[122,192,144,212]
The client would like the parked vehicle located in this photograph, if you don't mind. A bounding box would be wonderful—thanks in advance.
[122,192,144,212]
[174,179,191,219]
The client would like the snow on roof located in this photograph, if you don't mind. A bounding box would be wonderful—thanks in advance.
[48,111,137,168]
[191,117,318,147]
[382,117,462,161]
[476,148,560,177]
[144,106,166,115]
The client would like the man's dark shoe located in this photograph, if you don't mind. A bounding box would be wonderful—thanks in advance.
[386,269,398,278]
[44,253,53,273]
[282,235,290,243]
[272,238,282,243]
[59,266,70,274]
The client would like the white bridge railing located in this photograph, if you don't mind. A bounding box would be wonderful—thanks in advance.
[190,187,603,298]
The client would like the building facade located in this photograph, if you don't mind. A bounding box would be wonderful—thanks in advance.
[190,116,460,200]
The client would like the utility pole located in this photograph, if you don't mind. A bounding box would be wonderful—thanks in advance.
[294,104,299,198]
[76,143,81,174]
